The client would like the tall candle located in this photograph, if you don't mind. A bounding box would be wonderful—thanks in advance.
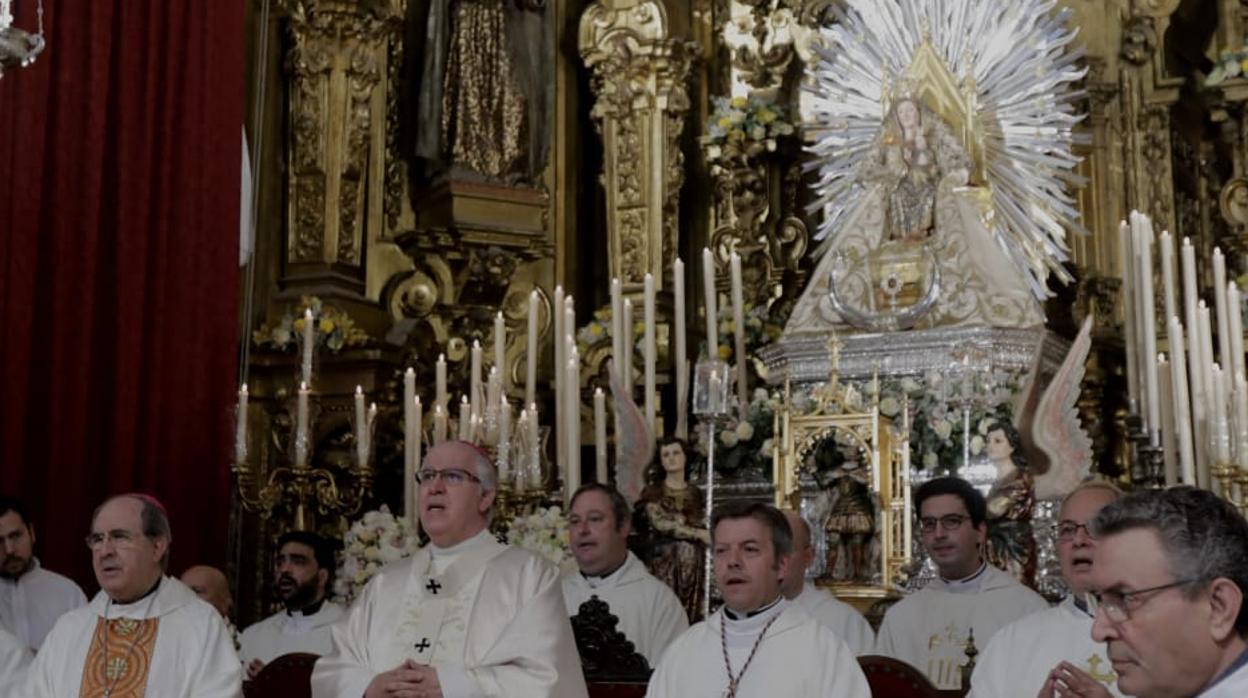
[526,291,538,407]
[355,385,368,468]
[408,395,421,526]
[1236,373,1248,468]
[1120,221,1138,407]
[459,396,471,441]
[436,353,448,411]
[433,404,447,445]
[1135,219,1160,439]
[404,367,417,473]
[1158,355,1177,486]
[1160,230,1177,332]
[730,252,749,420]
[1199,304,1216,488]
[295,382,310,467]
[1214,365,1232,462]
[673,258,689,440]
[515,408,529,491]
[485,368,501,439]
[644,273,657,435]
[702,248,718,358]
[1169,316,1197,485]
[622,299,634,391]
[234,384,248,464]
[470,340,483,419]
[301,308,315,387]
[1215,248,1232,369]
[565,354,581,506]
[554,286,565,474]
[594,387,607,484]
[497,396,512,484]
[1181,238,1203,409]
[1229,282,1245,387]
[610,278,623,372]
[494,312,507,391]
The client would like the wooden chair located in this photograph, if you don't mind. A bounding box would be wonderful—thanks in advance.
[243,652,319,698]
[586,682,649,698]
[857,655,967,698]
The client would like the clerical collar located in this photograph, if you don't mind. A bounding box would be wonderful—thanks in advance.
[430,527,493,556]
[287,597,325,617]
[723,595,784,622]
[1202,647,1248,694]
[580,556,628,587]
[1070,593,1092,618]
[111,576,162,606]
[939,561,988,593]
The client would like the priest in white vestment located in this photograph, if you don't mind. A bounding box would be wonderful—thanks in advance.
[1086,487,1248,698]
[561,483,687,666]
[876,477,1048,690]
[0,496,87,650]
[312,440,587,698]
[780,509,874,655]
[17,494,242,697]
[240,530,343,678]
[970,482,1124,698]
[0,626,31,692]
[646,501,869,698]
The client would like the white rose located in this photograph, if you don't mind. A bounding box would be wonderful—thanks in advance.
[753,388,770,402]
[736,422,755,441]
[879,397,900,417]
[978,418,993,435]
[901,377,922,393]
[721,429,740,448]
[364,547,381,561]
[923,452,939,469]
[935,420,953,440]
[760,438,774,454]
[970,435,985,455]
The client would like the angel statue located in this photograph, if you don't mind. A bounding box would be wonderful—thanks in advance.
[785,0,1085,334]
[982,420,1037,585]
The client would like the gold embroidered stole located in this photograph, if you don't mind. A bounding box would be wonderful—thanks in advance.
[78,617,160,698]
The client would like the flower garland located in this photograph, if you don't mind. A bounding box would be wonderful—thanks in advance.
[253,295,369,354]
[333,505,422,604]
[702,95,796,165]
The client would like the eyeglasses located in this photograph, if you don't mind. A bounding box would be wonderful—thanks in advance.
[85,530,145,551]
[415,467,481,486]
[919,514,969,533]
[1054,521,1093,541]
[1087,578,1201,623]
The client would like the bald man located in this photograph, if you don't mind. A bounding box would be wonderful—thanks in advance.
[182,565,233,619]
[781,510,875,655]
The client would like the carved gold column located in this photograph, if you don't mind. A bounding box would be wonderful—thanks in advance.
[282,0,401,296]
[579,0,695,293]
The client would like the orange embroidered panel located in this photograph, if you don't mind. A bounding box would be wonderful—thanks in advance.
[78,617,160,698]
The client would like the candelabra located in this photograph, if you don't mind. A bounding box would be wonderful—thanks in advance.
[0,0,46,77]
[693,358,732,618]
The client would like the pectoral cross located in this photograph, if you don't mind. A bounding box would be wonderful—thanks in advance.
[414,638,431,652]
[1085,654,1117,683]
[426,579,442,595]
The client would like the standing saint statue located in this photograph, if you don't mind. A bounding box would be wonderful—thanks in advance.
[823,460,876,583]
[983,421,1037,586]
[631,438,709,622]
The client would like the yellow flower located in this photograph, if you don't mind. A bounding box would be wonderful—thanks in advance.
[718,344,733,360]
[319,319,335,333]
[588,324,604,338]
[293,318,306,332]
[731,96,748,109]
[1241,58,1248,72]
[718,116,734,129]
[756,108,776,124]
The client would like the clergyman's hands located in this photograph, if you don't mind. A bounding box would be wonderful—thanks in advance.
[363,661,425,698]
[1036,662,1113,698]
[245,659,265,681]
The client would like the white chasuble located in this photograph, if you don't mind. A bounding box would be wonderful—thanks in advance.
[17,576,242,698]
[0,559,88,650]
[312,529,588,698]
[792,582,875,656]
[876,564,1049,690]
[645,599,870,698]
[969,596,1122,697]
[0,626,31,693]
[238,600,344,665]
[1200,652,1248,698]
[561,551,689,666]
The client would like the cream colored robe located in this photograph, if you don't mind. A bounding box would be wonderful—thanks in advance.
[792,582,875,656]
[17,576,242,697]
[0,626,31,693]
[875,563,1049,689]
[0,559,87,650]
[238,600,344,665]
[968,596,1123,697]
[645,599,870,698]
[561,551,688,666]
[311,532,588,698]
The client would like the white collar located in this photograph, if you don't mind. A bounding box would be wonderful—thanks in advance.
[937,562,989,594]
[720,597,789,650]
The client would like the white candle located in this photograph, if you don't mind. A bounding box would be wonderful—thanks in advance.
[1199,304,1216,488]
[470,340,483,419]
[1230,282,1245,389]
[494,312,507,391]
[404,367,417,475]
[1214,365,1232,462]
[436,353,447,411]
[644,273,657,435]
[730,252,749,421]
[1181,238,1203,406]
[1169,316,1197,485]
[1120,221,1138,408]
[673,257,689,440]
[1160,230,1177,332]
[296,382,310,467]
[1214,248,1231,368]
[497,395,511,482]
[610,278,623,372]
[1158,354,1176,486]
[433,404,447,445]
[355,385,368,468]
[702,248,718,359]
[515,408,529,491]
[526,291,539,407]
[409,395,421,527]
[565,354,581,505]
[234,384,248,464]
[528,402,541,490]
[1236,373,1248,468]
[622,298,634,391]
[594,388,607,484]
[486,367,500,422]
[459,396,471,441]
[554,286,565,474]
[301,308,315,387]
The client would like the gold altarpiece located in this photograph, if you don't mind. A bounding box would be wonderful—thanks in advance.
[231,0,1248,624]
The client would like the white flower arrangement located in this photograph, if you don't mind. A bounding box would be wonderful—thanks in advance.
[506,506,571,569]
[334,505,422,604]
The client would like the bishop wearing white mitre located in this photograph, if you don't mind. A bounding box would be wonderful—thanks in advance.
[876,478,1049,690]
[312,440,588,698]
[19,494,243,697]
[646,501,869,698]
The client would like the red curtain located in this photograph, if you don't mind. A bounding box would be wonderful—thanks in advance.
[0,0,244,592]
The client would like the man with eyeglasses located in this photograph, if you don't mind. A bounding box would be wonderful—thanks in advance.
[876,476,1048,689]
[969,480,1125,697]
[1086,486,1248,698]
[18,493,243,696]
[561,483,688,667]
[312,439,588,698]
[0,495,86,651]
